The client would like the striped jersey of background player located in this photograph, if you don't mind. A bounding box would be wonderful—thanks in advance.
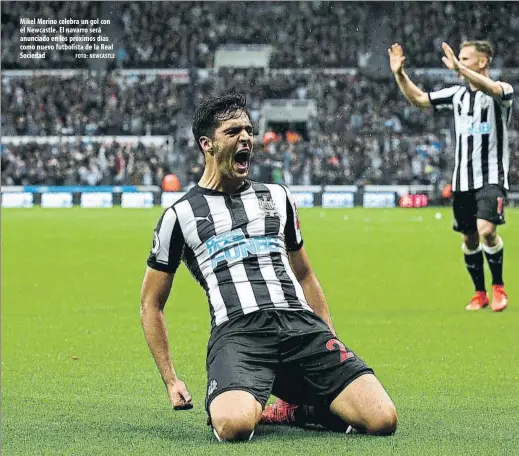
[140,93,397,441]
[389,40,513,313]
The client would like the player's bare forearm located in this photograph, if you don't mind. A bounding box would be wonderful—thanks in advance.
[288,247,337,335]
[394,70,431,108]
[140,302,193,411]
[141,305,178,386]
[299,272,337,336]
[140,267,177,386]
[457,65,504,98]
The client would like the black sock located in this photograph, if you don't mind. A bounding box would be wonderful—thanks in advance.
[463,245,486,292]
[483,241,504,285]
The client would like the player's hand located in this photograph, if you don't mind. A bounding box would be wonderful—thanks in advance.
[441,42,462,73]
[167,379,193,410]
[388,43,406,74]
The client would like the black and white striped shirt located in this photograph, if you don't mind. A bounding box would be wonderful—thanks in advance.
[428,82,514,191]
[147,181,312,328]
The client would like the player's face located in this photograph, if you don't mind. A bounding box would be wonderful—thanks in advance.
[212,111,254,180]
[458,46,488,74]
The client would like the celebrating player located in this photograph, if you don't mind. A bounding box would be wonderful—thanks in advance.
[388,41,513,312]
[140,93,397,441]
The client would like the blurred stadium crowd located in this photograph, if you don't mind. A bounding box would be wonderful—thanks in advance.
[1,138,169,187]
[3,1,519,69]
[1,1,518,189]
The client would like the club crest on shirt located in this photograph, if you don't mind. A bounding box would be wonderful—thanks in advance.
[258,195,276,215]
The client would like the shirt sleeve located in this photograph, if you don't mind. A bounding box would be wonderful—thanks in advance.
[496,81,514,108]
[147,207,185,273]
[428,85,462,111]
[282,185,304,252]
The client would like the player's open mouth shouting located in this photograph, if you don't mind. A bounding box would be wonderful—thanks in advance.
[234,146,251,175]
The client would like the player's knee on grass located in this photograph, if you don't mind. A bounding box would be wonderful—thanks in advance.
[209,391,261,442]
[212,416,256,442]
[336,401,397,436]
[330,373,397,436]
[211,412,257,442]
[363,402,398,435]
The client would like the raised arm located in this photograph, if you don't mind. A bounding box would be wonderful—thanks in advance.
[388,43,431,108]
[441,42,513,99]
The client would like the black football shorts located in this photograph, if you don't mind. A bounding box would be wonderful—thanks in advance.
[453,185,506,235]
[204,309,373,416]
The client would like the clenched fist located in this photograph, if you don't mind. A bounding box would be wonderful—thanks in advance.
[167,379,193,410]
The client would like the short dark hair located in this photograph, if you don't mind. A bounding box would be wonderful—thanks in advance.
[192,93,249,152]
[461,40,494,65]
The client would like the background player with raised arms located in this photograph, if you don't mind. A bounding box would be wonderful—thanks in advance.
[388,40,513,312]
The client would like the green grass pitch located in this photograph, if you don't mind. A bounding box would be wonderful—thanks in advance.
[2,207,518,455]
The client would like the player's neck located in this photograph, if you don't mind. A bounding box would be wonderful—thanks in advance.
[198,169,246,194]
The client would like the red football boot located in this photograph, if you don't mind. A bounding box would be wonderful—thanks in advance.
[260,398,298,425]
[465,291,489,311]
[491,285,508,312]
